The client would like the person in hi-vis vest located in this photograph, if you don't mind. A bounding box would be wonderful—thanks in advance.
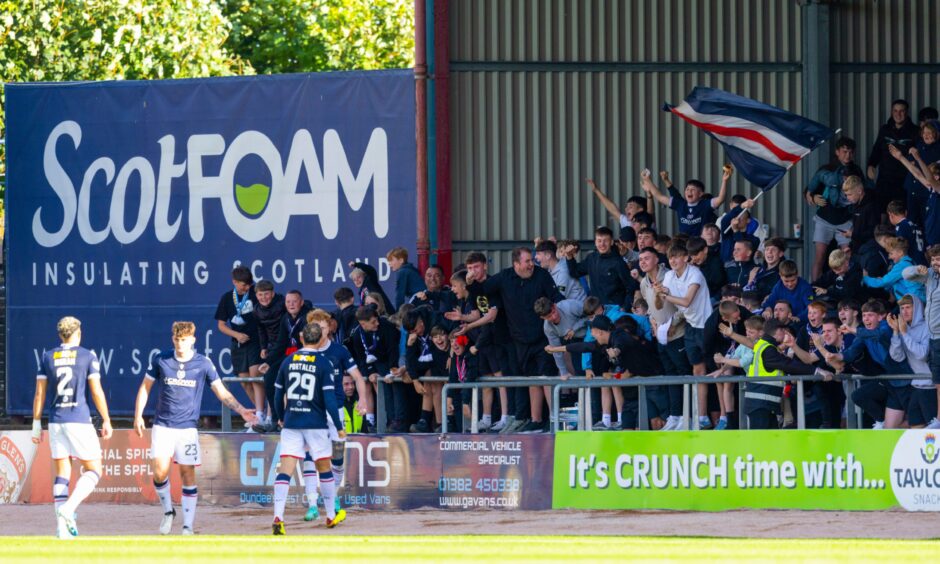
[746,319,834,429]
[342,373,363,433]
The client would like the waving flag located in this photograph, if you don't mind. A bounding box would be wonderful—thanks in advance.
[664,86,834,190]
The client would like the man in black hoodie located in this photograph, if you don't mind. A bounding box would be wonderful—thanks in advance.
[253,280,285,430]
[468,247,563,433]
[868,99,920,210]
[563,226,637,309]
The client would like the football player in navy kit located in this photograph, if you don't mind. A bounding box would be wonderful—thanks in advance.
[133,322,256,535]
[271,322,346,535]
[32,316,113,539]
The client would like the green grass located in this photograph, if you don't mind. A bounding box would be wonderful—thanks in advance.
[0,535,935,562]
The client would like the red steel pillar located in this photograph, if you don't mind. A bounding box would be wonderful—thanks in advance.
[433,0,452,275]
[414,0,430,273]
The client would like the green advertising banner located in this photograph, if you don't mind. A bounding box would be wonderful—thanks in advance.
[553,430,940,512]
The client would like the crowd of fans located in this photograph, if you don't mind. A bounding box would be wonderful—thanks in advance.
[219,99,940,434]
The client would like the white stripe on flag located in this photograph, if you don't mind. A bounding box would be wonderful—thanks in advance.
[673,102,811,160]
[709,132,797,170]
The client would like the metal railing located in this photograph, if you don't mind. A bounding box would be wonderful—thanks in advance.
[374,375,447,433]
[220,373,928,433]
[551,373,927,433]
[439,377,562,433]
[221,376,263,432]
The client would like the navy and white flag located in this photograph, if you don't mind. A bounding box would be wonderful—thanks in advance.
[663,86,834,190]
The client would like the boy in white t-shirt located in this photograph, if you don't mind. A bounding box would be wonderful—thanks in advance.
[655,243,714,429]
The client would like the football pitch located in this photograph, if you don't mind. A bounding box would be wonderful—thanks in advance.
[1,535,935,562]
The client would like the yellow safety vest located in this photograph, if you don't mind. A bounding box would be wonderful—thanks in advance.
[344,402,364,434]
[748,339,783,378]
[745,339,785,409]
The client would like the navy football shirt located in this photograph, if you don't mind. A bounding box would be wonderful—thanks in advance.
[147,351,220,429]
[670,197,716,236]
[317,340,358,406]
[274,349,341,430]
[39,345,100,424]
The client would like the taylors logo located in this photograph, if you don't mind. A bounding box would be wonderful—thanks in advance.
[33,120,389,248]
[921,433,938,464]
[890,430,940,511]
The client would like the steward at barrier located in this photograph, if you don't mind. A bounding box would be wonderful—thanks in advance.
[746,319,834,430]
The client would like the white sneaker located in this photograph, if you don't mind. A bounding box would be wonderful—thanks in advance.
[491,417,513,433]
[872,421,885,430]
[926,418,940,430]
[476,419,492,432]
[160,509,176,535]
[182,526,194,535]
[660,416,680,431]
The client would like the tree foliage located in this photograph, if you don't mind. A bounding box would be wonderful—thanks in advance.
[0,0,251,177]
[0,0,415,179]
[222,0,414,74]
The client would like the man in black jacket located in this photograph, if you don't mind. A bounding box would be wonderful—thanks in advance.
[347,306,403,431]
[843,175,883,255]
[251,283,287,431]
[333,287,359,342]
[403,305,440,433]
[410,265,457,330]
[724,240,757,288]
[812,248,864,308]
[854,225,893,303]
[747,238,787,301]
[563,226,637,309]
[868,99,920,210]
[255,290,311,433]
[468,247,563,433]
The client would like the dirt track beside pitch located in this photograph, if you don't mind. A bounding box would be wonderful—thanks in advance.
[2,504,940,538]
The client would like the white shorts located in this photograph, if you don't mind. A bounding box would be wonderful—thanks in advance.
[49,422,102,461]
[151,425,201,466]
[279,428,330,461]
[326,416,346,443]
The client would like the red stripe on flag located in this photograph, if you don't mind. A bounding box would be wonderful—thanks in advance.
[669,108,802,163]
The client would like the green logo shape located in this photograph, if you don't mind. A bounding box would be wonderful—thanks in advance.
[235,183,271,216]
